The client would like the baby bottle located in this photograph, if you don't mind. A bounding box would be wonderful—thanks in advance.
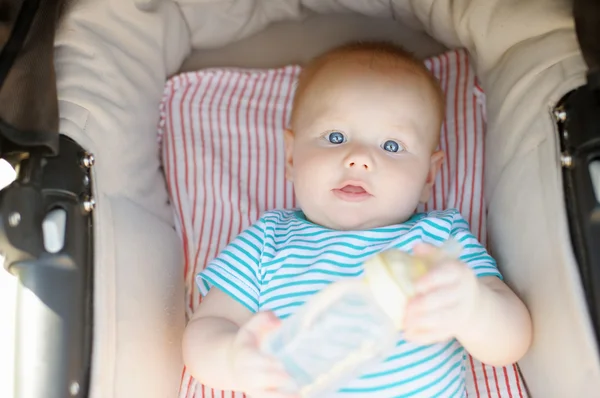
[260,240,461,398]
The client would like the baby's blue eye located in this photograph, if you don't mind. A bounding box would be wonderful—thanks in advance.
[382,140,404,153]
[326,131,346,144]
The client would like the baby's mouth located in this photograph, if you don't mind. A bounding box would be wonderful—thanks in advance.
[333,183,372,201]
[339,185,368,194]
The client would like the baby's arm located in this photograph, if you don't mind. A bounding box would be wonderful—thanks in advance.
[182,287,251,390]
[182,288,294,397]
[455,275,532,366]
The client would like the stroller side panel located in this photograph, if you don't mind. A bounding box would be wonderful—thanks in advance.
[441,1,600,396]
[54,1,191,397]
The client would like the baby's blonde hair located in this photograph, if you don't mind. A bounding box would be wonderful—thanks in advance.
[290,41,446,146]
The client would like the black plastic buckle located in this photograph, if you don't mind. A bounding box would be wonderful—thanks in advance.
[0,134,94,398]
[555,69,600,351]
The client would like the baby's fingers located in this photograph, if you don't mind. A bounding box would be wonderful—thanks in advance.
[405,288,458,321]
[412,242,438,256]
[248,391,299,398]
[241,311,282,343]
[413,262,464,295]
[404,304,455,332]
[238,357,291,387]
[247,370,294,392]
[243,368,299,398]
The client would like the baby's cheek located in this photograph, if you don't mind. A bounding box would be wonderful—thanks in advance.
[386,174,424,209]
[295,152,330,180]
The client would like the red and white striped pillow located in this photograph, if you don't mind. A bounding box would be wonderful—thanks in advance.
[159,49,527,398]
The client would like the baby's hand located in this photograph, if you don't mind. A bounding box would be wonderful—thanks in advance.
[402,243,480,345]
[230,311,298,398]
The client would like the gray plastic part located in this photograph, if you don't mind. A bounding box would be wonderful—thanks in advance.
[42,208,67,253]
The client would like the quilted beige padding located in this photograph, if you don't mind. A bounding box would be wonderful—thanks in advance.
[51,0,600,397]
[55,1,190,397]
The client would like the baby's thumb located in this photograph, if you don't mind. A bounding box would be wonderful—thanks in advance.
[412,242,437,257]
[413,239,462,263]
[242,311,281,343]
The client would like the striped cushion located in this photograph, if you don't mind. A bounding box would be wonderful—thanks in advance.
[159,48,527,398]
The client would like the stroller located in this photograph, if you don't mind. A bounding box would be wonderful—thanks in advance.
[0,0,598,397]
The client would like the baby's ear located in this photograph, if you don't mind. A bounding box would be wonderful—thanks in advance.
[419,150,444,203]
[284,129,295,182]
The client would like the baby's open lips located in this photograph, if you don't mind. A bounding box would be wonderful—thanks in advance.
[339,185,368,194]
[332,181,373,200]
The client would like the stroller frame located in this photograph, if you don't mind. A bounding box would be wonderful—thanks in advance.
[0,1,93,398]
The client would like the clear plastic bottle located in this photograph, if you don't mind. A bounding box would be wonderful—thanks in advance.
[260,240,461,398]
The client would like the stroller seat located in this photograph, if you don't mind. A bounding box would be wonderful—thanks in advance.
[1,0,599,397]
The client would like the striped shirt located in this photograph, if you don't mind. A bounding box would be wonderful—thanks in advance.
[197,208,501,397]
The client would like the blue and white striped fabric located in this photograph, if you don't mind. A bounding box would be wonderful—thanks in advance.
[197,208,500,397]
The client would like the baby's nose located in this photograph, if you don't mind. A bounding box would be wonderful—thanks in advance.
[345,151,372,171]
[347,160,370,170]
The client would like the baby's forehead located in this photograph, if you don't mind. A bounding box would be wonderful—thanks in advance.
[295,54,441,116]
[305,52,425,86]
[297,50,440,102]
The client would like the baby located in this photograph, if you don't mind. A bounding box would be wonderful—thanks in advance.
[182,42,532,397]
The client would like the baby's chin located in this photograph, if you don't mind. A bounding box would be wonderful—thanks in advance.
[306,210,411,231]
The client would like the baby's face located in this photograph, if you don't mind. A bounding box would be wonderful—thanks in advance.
[285,58,444,230]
